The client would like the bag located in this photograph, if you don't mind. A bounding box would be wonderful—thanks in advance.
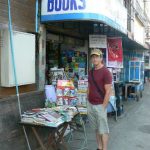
[91,68,105,99]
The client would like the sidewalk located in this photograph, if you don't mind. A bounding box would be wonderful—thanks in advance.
[68,83,150,150]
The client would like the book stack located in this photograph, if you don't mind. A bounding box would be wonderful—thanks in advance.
[56,80,78,106]
[21,106,78,127]
[21,108,64,127]
[77,79,88,106]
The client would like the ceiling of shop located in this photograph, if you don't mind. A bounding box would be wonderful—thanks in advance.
[45,21,149,50]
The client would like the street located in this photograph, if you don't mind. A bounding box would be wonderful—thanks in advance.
[108,83,150,150]
[69,83,150,150]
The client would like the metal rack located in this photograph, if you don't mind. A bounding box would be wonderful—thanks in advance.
[66,106,88,150]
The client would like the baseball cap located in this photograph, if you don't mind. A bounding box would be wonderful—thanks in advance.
[90,49,103,56]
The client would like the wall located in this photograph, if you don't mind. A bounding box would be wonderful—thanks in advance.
[0,0,36,32]
[144,0,150,19]
[37,25,46,90]
[119,0,124,5]
[0,0,37,97]
[0,91,45,150]
[144,0,150,43]
[144,52,150,70]
[137,0,144,10]
[134,17,145,45]
[0,30,37,98]
[0,2,48,149]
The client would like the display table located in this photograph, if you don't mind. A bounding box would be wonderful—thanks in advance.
[20,121,69,150]
[20,106,87,150]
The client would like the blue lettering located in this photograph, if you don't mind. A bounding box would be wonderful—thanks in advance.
[47,0,86,12]
[55,0,61,11]
[47,0,54,12]
[78,0,86,10]
[63,0,69,11]
[70,0,77,10]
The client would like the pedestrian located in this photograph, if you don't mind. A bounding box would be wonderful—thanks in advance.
[88,49,112,150]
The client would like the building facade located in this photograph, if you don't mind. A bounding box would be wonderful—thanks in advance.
[0,0,150,149]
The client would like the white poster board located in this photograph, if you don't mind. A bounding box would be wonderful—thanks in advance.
[1,30,35,87]
[89,35,107,48]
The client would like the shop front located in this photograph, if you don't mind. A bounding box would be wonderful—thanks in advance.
[19,5,128,148]
[40,0,149,112]
[1,1,149,150]
[41,0,128,81]
[45,24,88,85]
[39,0,129,116]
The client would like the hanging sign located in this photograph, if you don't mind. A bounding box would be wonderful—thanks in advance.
[107,37,123,68]
[41,0,127,34]
[89,35,107,48]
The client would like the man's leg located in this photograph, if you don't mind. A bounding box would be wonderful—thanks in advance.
[101,133,109,150]
[96,130,103,149]
[87,102,100,149]
[96,105,109,150]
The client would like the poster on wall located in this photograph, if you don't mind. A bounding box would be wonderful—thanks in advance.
[89,35,107,67]
[89,35,107,48]
[107,37,123,68]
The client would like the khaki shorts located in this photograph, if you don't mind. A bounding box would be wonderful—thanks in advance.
[87,101,109,134]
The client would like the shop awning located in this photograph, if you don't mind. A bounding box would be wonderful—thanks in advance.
[44,20,149,51]
[122,35,150,51]
[41,0,127,34]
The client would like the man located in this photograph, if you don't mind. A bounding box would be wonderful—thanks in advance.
[88,49,112,150]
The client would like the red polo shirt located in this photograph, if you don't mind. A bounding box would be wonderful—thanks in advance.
[88,66,112,105]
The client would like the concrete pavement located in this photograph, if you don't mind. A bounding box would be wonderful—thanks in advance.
[69,83,150,150]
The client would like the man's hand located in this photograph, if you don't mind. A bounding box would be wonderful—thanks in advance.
[102,103,107,109]
[102,84,112,109]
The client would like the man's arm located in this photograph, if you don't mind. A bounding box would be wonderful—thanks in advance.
[87,83,90,97]
[102,84,112,108]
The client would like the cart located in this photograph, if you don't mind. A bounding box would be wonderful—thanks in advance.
[125,61,144,101]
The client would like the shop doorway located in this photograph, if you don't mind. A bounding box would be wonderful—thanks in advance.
[45,32,88,86]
